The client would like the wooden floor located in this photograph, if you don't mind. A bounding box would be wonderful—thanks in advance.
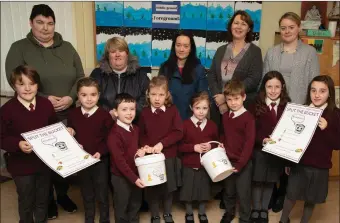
[0,179,338,223]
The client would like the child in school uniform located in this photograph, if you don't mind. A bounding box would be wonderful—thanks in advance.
[67,77,114,223]
[220,79,256,223]
[0,65,60,223]
[179,91,219,223]
[138,76,183,223]
[107,93,146,223]
[248,71,291,223]
[279,75,340,223]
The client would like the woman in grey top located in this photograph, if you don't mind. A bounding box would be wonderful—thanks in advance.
[263,12,319,104]
[262,12,320,218]
[208,10,263,130]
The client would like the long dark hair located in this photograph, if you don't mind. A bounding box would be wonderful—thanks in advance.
[305,75,336,112]
[159,30,200,84]
[255,71,291,117]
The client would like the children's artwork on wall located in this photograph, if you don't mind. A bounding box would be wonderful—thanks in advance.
[124,2,152,28]
[190,30,207,66]
[152,1,181,29]
[125,28,152,67]
[152,28,179,67]
[234,1,262,32]
[205,31,228,68]
[95,2,124,27]
[207,2,234,31]
[180,2,207,30]
[94,1,263,68]
[96,27,125,61]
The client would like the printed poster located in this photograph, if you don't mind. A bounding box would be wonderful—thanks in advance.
[22,122,100,178]
[152,1,180,29]
[262,103,323,163]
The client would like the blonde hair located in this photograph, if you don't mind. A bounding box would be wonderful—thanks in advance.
[279,12,301,27]
[190,91,210,107]
[146,76,173,107]
[103,37,129,61]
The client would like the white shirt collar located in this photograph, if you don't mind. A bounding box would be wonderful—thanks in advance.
[151,105,166,113]
[309,103,328,110]
[230,106,247,118]
[81,105,98,117]
[17,96,36,111]
[190,116,207,130]
[265,97,280,107]
[116,119,133,132]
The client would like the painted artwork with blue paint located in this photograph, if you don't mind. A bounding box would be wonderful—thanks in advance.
[205,31,228,68]
[96,27,125,62]
[235,1,262,32]
[180,2,207,30]
[124,2,152,28]
[125,28,152,67]
[207,2,234,31]
[95,2,123,27]
[152,29,178,67]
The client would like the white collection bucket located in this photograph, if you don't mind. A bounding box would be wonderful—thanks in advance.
[135,153,167,187]
[200,141,234,182]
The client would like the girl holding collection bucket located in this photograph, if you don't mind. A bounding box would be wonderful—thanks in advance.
[178,91,219,223]
[248,71,291,223]
[138,76,183,223]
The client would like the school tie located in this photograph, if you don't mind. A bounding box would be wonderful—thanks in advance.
[197,121,202,131]
[129,126,134,132]
[84,113,89,118]
[229,112,234,118]
[155,108,164,114]
[29,103,34,112]
[270,102,277,119]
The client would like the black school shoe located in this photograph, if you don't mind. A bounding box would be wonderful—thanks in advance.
[250,210,260,223]
[151,216,161,223]
[272,196,285,213]
[220,212,235,223]
[48,200,58,220]
[185,213,194,223]
[198,213,208,223]
[259,210,268,223]
[57,195,77,213]
[163,213,175,223]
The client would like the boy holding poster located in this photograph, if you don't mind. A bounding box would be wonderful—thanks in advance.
[0,65,59,223]
[220,80,255,223]
[67,77,113,223]
[107,93,146,223]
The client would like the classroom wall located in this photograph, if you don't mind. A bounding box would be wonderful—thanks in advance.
[72,1,302,73]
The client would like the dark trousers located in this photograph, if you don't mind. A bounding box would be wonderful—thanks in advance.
[111,174,142,223]
[78,156,110,223]
[223,161,252,223]
[13,171,51,223]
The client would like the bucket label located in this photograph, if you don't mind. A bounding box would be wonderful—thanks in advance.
[212,158,229,168]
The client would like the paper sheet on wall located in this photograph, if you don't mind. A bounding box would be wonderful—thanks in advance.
[333,41,339,67]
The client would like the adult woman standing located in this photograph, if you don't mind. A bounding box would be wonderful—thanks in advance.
[159,31,209,120]
[208,10,263,129]
[90,37,150,122]
[5,4,83,219]
[263,12,320,212]
[263,12,319,105]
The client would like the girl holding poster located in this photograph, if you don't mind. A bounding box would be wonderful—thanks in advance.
[279,75,340,223]
[248,71,291,223]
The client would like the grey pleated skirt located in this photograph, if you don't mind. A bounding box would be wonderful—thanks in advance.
[286,165,329,204]
[252,149,284,183]
[180,167,211,202]
[145,157,181,201]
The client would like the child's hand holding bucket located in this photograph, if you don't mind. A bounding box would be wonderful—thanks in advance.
[92,152,101,159]
[135,178,145,188]
[200,143,212,152]
[136,149,146,157]
[153,142,163,153]
[194,144,204,153]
